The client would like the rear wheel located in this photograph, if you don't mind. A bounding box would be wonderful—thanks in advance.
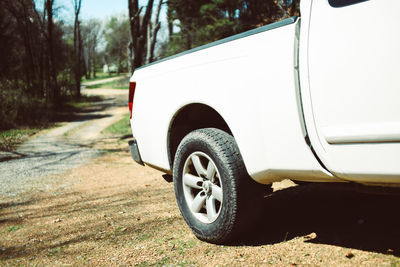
[173,128,266,243]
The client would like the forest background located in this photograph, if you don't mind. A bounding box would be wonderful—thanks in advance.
[0,0,299,131]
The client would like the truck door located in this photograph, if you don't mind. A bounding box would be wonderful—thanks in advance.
[306,0,400,183]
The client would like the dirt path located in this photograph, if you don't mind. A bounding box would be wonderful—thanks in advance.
[0,87,127,196]
[0,84,400,266]
[1,140,400,266]
[82,75,127,87]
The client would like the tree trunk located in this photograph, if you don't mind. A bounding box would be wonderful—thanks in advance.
[78,21,83,95]
[46,0,59,103]
[146,0,163,64]
[118,47,122,75]
[146,23,151,64]
[73,0,82,98]
[167,2,173,42]
[128,42,133,76]
[92,47,97,78]
[128,0,154,72]
[84,47,89,79]
[87,49,92,79]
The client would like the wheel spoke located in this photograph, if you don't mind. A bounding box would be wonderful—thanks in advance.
[183,173,203,189]
[206,196,218,221]
[191,155,207,177]
[211,184,222,202]
[191,191,206,213]
[183,151,223,224]
[206,161,216,180]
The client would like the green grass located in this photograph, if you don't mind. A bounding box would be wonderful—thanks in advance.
[0,128,43,152]
[8,225,24,232]
[85,77,129,90]
[81,71,121,83]
[156,257,171,266]
[103,114,131,137]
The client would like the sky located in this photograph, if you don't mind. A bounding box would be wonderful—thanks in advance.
[80,0,129,20]
[55,0,163,22]
[52,0,168,42]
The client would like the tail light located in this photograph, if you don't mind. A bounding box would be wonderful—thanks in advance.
[129,82,136,119]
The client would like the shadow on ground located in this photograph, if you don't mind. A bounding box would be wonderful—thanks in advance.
[54,96,125,123]
[1,170,399,262]
[0,184,178,261]
[242,183,400,256]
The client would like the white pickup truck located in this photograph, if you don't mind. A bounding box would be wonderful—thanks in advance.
[128,0,400,243]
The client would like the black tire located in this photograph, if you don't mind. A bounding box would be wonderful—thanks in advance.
[173,128,266,244]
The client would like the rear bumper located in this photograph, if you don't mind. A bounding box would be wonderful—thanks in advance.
[128,139,144,166]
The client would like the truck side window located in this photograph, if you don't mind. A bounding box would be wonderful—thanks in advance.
[328,0,369,8]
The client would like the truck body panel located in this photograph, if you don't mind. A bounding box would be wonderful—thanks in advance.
[299,0,400,185]
[130,0,400,186]
[131,18,335,184]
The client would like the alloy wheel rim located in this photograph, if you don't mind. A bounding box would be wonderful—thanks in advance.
[182,152,223,224]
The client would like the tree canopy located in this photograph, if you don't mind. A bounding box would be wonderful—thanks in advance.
[103,15,131,74]
[166,0,300,56]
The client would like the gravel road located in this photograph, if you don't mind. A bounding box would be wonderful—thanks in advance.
[0,88,128,196]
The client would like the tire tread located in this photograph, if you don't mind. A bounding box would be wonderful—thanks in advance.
[173,128,266,244]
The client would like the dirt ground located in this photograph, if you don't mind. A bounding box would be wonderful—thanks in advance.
[1,135,400,266]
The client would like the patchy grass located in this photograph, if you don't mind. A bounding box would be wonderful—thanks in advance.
[7,225,24,232]
[85,77,129,90]
[81,72,121,83]
[0,128,43,152]
[0,95,105,152]
[102,114,131,137]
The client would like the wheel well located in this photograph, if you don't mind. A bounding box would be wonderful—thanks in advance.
[168,104,232,169]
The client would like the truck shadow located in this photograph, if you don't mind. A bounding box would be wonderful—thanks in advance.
[242,183,400,257]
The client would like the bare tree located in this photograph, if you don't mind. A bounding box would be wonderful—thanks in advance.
[103,15,130,74]
[166,1,173,42]
[128,0,154,72]
[146,0,164,64]
[73,0,82,97]
[45,0,59,102]
[0,0,93,129]
[82,19,102,79]
[4,0,39,92]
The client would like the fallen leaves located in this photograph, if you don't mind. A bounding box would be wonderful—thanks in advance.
[303,232,317,241]
[345,251,355,259]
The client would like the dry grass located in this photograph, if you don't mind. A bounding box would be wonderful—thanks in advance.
[1,140,400,266]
